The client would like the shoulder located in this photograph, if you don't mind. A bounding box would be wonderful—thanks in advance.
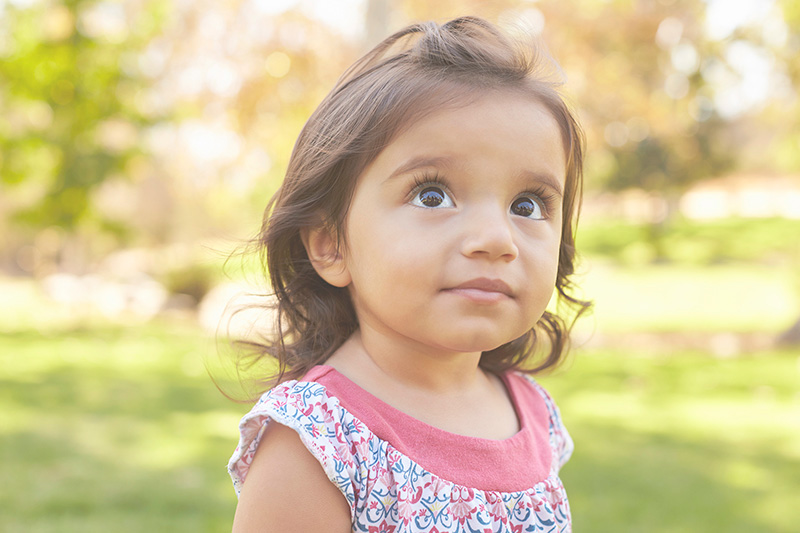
[229,378,367,493]
[229,377,376,530]
[232,422,351,532]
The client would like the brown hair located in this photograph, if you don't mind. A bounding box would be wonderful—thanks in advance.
[231,16,591,393]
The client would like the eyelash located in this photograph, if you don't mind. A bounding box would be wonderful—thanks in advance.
[518,185,559,216]
[409,172,559,218]
[410,171,451,197]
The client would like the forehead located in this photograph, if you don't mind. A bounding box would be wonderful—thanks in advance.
[371,91,567,187]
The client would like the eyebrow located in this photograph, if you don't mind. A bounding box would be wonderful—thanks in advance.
[385,156,453,182]
[517,169,565,197]
[386,155,565,196]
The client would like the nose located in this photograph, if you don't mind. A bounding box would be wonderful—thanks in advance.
[460,204,519,261]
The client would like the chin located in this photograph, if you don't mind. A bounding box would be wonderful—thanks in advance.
[437,336,513,355]
[441,325,529,352]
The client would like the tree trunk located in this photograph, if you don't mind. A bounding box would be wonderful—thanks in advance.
[778,317,800,346]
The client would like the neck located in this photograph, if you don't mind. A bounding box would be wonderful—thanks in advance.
[330,328,487,395]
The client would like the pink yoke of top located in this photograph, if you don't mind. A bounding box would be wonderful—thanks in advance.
[229,365,573,532]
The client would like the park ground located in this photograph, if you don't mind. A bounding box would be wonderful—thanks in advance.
[1,217,799,532]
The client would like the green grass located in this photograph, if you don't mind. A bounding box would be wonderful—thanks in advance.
[572,216,800,334]
[577,261,798,333]
[2,217,799,533]
[0,321,244,532]
[577,216,800,266]
[538,349,800,533]
[2,317,798,531]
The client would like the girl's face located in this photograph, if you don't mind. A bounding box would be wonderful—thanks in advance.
[317,91,566,358]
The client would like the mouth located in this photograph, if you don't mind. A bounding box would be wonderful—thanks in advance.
[443,277,514,303]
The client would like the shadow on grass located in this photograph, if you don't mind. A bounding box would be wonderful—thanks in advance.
[563,417,799,532]
[3,324,798,532]
[540,348,800,532]
[0,323,242,532]
[1,427,235,532]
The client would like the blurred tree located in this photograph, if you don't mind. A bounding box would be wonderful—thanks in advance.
[0,0,359,273]
[771,0,800,173]
[2,0,798,276]
[496,0,794,257]
[139,0,360,243]
[773,0,800,345]
[394,0,774,206]
[0,0,169,243]
[539,1,737,200]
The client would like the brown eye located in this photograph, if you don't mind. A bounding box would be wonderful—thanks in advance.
[511,196,544,219]
[412,186,454,208]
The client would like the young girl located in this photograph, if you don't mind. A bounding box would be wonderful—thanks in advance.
[228,16,589,532]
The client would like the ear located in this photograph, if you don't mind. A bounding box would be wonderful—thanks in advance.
[300,226,352,288]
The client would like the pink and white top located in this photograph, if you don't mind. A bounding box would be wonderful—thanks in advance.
[229,365,573,532]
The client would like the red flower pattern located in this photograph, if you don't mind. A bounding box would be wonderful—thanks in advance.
[368,523,396,533]
[229,375,573,532]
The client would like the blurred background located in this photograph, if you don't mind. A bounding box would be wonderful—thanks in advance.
[1,0,798,531]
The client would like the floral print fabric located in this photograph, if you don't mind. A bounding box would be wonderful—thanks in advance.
[229,373,573,532]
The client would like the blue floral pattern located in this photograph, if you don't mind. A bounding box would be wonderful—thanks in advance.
[229,373,573,532]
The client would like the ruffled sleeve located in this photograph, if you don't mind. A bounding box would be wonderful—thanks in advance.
[227,380,370,514]
[519,374,574,471]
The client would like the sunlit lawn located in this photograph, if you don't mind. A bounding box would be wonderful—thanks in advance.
[0,320,240,532]
[1,265,799,532]
[539,349,800,533]
[579,260,798,333]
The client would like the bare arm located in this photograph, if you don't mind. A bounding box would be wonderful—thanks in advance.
[232,422,352,532]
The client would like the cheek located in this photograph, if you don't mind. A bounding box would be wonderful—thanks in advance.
[522,229,562,291]
[344,212,419,275]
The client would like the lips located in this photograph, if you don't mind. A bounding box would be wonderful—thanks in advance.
[443,277,514,303]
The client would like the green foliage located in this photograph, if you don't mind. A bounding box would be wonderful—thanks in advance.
[0,1,168,233]
[160,263,218,304]
[3,0,800,266]
[578,217,800,266]
[779,0,800,30]
[603,120,736,193]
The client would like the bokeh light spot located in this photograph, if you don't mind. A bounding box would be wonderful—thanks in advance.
[265,51,291,78]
